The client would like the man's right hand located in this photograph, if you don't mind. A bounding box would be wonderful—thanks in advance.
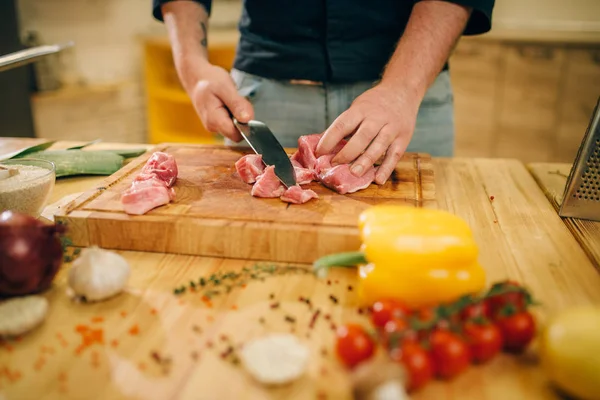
[189,63,254,142]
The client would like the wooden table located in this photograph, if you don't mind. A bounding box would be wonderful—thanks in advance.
[1,139,600,400]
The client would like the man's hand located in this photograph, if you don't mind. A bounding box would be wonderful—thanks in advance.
[162,1,253,142]
[189,63,254,142]
[316,0,471,185]
[316,82,419,185]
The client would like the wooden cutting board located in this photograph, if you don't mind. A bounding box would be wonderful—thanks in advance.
[55,144,435,263]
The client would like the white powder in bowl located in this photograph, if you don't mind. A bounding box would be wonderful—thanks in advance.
[0,164,55,216]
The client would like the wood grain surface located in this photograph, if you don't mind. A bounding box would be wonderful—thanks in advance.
[528,162,600,269]
[55,144,435,264]
[2,140,600,400]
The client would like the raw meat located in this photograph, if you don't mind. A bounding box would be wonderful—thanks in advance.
[290,133,348,170]
[251,166,285,198]
[140,152,178,187]
[280,186,319,204]
[121,185,173,215]
[319,164,377,194]
[121,151,178,215]
[235,154,265,184]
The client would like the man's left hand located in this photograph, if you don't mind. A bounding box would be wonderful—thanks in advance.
[315,82,420,185]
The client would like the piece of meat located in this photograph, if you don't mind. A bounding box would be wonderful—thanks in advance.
[131,175,176,201]
[140,152,178,187]
[319,164,377,195]
[314,154,334,175]
[121,151,178,215]
[251,165,285,198]
[121,185,172,215]
[280,185,319,204]
[235,154,265,184]
[292,133,348,170]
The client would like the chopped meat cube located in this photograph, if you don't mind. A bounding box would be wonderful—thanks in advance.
[140,152,178,187]
[315,154,334,175]
[251,165,285,198]
[121,185,173,215]
[292,133,348,170]
[235,154,265,184]
[121,151,178,215]
[319,164,377,194]
[280,185,319,204]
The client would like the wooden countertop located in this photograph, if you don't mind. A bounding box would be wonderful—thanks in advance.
[1,139,600,400]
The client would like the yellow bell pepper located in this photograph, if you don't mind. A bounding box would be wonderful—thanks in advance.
[313,205,486,309]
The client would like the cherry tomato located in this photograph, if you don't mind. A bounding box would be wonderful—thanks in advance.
[462,320,503,363]
[382,317,416,349]
[429,330,471,379]
[460,301,492,322]
[486,281,527,317]
[495,311,536,353]
[335,324,376,369]
[370,299,411,328]
[390,341,434,392]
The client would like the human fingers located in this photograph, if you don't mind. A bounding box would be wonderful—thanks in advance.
[316,109,363,157]
[349,124,397,177]
[215,79,255,123]
[374,136,409,185]
[331,119,384,165]
[200,95,243,142]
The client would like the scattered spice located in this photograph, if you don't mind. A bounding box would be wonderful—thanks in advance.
[327,280,331,286]
[56,333,68,348]
[357,308,364,315]
[231,305,238,310]
[220,334,229,342]
[220,346,234,359]
[192,325,202,334]
[33,356,46,371]
[320,347,328,357]
[91,316,104,323]
[309,310,321,329]
[206,341,214,349]
[258,317,265,324]
[334,280,339,284]
[191,351,199,361]
[347,285,353,292]
[317,391,327,400]
[172,264,312,299]
[74,325,104,355]
[329,295,338,304]
[128,324,140,336]
[284,315,296,324]
[330,323,337,331]
[110,339,119,348]
[120,311,127,318]
[138,362,146,371]
[270,302,280,309]
[150,308,158,315]
[324,314,331,321]
[493,220,498,223]
[490,195,495,201]
[150,350,172,374]
[269,293,275,300]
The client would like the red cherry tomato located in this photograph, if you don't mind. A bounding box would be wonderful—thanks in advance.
[390,341,434,392]
[460,301,492,322]
[335,324,376,369]
[486,281,527,317]
[382,317,417,349]
[462,320,503,363]
[495,311,536,353]
[370,299,411,328]
[429,330,471,379]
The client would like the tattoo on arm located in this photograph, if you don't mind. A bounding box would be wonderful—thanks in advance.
[200,22,207,48]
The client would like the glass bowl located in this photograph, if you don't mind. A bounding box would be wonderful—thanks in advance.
[0,158,56,217]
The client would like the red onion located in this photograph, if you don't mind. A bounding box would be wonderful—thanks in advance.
[0,210,66,297]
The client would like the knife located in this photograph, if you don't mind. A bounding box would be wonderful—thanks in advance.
[232,118,297,188]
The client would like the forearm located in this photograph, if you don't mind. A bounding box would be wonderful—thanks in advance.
[162,1,210,93]
[381,0,471,100]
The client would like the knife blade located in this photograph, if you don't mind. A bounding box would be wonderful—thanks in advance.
[232,118,297,188]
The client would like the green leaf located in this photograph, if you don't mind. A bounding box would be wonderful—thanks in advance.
[17,150,124,177]
[66,139,102,150]
[98,148,148,158]
[0,140,56,160]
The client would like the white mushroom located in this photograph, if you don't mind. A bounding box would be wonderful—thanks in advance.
[68,246,130,302]
[239,333,310,385]
[0,295,48,338]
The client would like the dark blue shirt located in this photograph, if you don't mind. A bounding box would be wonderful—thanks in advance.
[153,0,495,83]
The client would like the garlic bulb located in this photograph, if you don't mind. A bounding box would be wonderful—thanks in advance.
[240,333,309,385]
[68,246,130,302]
[0,295,48,338]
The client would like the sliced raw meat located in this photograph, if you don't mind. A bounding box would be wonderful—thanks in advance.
[131,175,176,201]
[140,152,178,187]
[235,154,265,184]
[121,185,172,215]
[292,133,348,170]
[315,154,334,175]
[280,185,319,204]
[294,167,316,185]
[121,151,179,215]
[319,165,376,194]
[251,165,285,198]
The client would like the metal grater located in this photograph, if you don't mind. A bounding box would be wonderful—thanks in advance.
[559,96,600,221]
